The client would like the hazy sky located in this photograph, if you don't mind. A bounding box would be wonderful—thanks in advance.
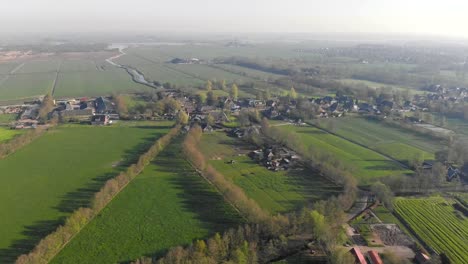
[1,0,468,38]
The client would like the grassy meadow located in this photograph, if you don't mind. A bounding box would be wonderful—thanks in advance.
[313,117,443,164]
[199,132,341,213]
[0,127,21,143]
[51,137,242,263]
[277,124,412,185]
[0,121,172,262]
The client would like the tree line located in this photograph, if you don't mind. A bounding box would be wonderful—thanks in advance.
[129,125,354,264]
[16,125,182,264]
[260,119,358,210]
[0,127,47,159]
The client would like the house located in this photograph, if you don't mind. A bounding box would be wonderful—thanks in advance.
[367,250,383,264]
[202,124,214,133]
[422,161,433,170]
[349,247,367,264]
[94,97,111,114]
[91,114,110,125]
[414,252,430,264]
[447,166,460,181]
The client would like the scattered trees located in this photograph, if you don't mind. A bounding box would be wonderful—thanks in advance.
[230,83,239,101]
[38,93,55,122]
[113,95,128,117]
[205,80,213,92]
[289,87,297,99]
[371,181,394,210]
[177,111,189,125]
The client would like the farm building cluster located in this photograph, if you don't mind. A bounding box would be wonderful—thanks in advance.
[250,146,300,171]
[0,96,119,129]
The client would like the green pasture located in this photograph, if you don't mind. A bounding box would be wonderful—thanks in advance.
[0,122,171,262]
[51,137,242,263]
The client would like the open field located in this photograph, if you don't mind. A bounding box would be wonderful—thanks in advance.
[0,127,21,143]
[200,132,342,213]
[215,63,283,80]
[0,121,172,262]
[394,197,468,264]
[339,78,420,93]
[16,60,60,74]
[277,124,412,185]
[0,73,55,101]
[313,117,442,164]
[54,70,151,98]
[51,137,242,263]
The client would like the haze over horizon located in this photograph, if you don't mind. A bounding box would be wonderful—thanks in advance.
[1,0,468,40]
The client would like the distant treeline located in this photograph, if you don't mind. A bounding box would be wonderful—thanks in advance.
[3,43,109,53]
[16,125,181,264]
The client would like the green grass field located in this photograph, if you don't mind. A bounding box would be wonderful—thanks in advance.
[200,132,341,213]
[0,73,55,101]
[394,197,468,264]
[16,60,60,74]
[313,117,442,164]
[0,127,21,143]
[54,70,151,98]
[277,124,412,185]
[0,121,172,262]
[51,137,242,263]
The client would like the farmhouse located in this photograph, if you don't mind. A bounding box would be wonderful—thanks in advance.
[91,114,110,125]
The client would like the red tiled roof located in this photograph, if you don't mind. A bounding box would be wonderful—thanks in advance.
[368,250,384,264]
[350,247,367,264]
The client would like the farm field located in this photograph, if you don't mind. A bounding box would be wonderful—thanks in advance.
[0,127,21,143]
[200,132,342,213]
[168,64,258,84]
[0,121,172,262]
[313,117,442,164]
[394,197,468,264]
[16,60,60,74]
[276,124,412,185]
[54,70,151,98]
[0,72,56,101]
[339,78,420,93]
[51,136,242,264]
[215,64,283,80]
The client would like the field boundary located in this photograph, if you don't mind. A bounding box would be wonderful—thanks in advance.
[306,121,410,170]
[16,125,181,264]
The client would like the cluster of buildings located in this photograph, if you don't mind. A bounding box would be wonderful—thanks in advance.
[418,84,468,104]
[0,96,118,129]
[169,57,201,64]
[349,247,430,264]
[250,146,300,171]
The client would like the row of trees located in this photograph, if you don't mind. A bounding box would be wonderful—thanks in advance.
[183,125,269,223]
[130,124,355,264]
[0,127,47,159]
[133,199,352,264]
[16,125,182,264]
[260,119,358,210]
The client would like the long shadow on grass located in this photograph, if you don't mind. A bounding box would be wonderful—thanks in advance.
[54,135,159,213]
[0,218,66,263]
[0,134,161,262]
[279,168,342,211]
[142,141,243,260]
